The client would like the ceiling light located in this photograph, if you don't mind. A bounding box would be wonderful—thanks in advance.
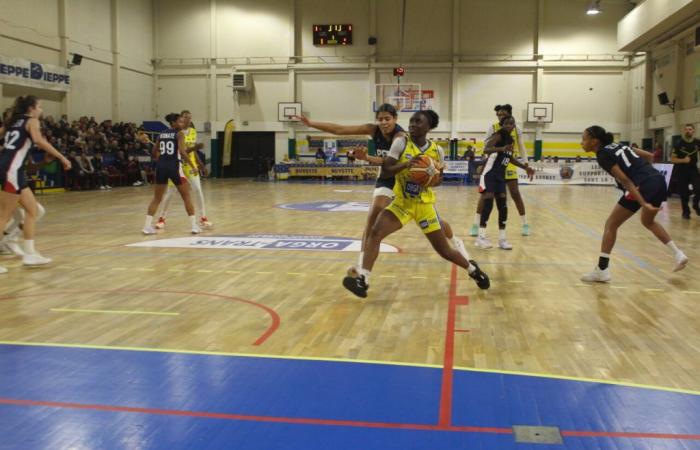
[586,0,601,15]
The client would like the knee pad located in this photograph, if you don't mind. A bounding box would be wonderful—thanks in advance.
[496,196,508,226]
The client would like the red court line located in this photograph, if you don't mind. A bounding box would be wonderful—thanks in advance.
[438,264,469,428]
[0,397,512,434]
[0,289,280,346]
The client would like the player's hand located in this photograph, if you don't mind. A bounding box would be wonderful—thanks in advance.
[293,115,311,126]
[201,167,209,177]
[61,157,72,171]
[526,166,535,181]
[409,155,424,166]
[642,202,661,213]
[353,147,368,161]
[504,144,514,152]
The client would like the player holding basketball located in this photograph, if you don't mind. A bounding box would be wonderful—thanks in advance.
[0,95,72,273]
[342,110,490,298]
[296,104,471,275]
[580,126,688,282]
[470,104,531,238]
[476,116,535,250]
[154,110,212,230]
[142,113,200,235]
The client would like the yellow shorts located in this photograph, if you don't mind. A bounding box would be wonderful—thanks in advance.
[505,162,518,181]
[386,197,442,234]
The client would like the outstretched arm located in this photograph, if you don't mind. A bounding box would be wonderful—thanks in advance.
[294,114,375,136]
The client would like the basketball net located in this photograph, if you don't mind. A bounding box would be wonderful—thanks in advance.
[375,84,422,112]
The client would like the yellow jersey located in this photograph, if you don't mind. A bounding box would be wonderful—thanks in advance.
[393,138,443,204]
[184,127,199,177]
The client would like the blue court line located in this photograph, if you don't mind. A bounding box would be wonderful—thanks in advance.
[524,193,659,272]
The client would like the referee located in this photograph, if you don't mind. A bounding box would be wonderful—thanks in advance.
[671,124,700,219]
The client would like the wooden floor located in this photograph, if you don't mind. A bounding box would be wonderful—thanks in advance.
[2,179,700,392]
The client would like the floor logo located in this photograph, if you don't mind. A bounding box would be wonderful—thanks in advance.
[276,201,369,212]
[127,234,399,253]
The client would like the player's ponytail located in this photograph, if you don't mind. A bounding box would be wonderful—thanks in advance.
[586,125,614,146]
[418,110,439,130]
[165,113,180,125]
[8,95,38,124]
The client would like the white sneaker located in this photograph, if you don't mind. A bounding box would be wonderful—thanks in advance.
[581,267,611,283]
[673,252,688,272]
[106,185,113,189]
[133,181,143,186]
[191,224,202,234]
[6,241,24,256]
[0,266,7,274]
[199,217,213,228]
[475,236,492,249]
[498,239,513,250]
[142,226,156,235]
[453,238,471,260]
[23,253,52,266]
[99,185,106,190]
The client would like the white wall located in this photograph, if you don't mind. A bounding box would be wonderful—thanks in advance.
[0,0,154,123]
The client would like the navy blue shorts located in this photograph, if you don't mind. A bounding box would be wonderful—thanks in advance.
[617,174,667,213]
[155,162,186,186]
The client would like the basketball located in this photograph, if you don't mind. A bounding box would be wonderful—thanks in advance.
[409,155,442,187]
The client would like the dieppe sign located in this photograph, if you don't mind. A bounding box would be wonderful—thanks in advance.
[0,55,71,92]
[127,234,399,253]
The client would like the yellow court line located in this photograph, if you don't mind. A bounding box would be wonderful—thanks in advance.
[287,272,305,276]
[196,270,213,273]
[111,267,127,271]
[0,340,698,398]
[645,288,664,292]
[683,291,700,295]
[50,308,179,317]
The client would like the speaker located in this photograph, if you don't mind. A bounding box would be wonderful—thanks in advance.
[368,36,377,45]
[71,54,83,66]
[695,26,700,47]
[658,92,670,105]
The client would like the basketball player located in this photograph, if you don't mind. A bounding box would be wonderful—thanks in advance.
[142,113,200,235]
[0,95,72,273]
[470,104,530,237]
[1,202,46,256]
[670,124,700,219]
[154,110,212,229]
[296,104,471,275]
[580,126,688,282]
[476,117,535,250]
[342,110,490,298]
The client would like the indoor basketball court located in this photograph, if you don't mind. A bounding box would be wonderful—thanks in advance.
[1,1,700,449]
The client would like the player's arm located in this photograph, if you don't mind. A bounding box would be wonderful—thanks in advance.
[631,147,654,163]
[670,146,690,164]
[352,147,383,166]
[0,126,5,140]
[609,164,658,212]
[27,118,71,170]
[515,126,529,162]
[295,114,375,136]
[510,158,536,180]
[483,134,510,154]
[381,136,412,175]
[152,139,160,160]
[177,131,194,168]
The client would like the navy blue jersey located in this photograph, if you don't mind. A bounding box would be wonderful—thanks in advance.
[0,118,33,170]
[597,143,658,188]
[373,124,404,158]
[156,128,181,163]
[481,129,514,179]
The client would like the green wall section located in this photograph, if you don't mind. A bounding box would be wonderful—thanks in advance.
[288,138,297,158]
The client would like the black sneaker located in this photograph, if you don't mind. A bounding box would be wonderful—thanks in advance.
[682,212,691,220]
[694,206,700,216]
[468,260,490,290]
[343,275,369,298]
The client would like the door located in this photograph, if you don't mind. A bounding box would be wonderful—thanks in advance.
[225,132,275,178]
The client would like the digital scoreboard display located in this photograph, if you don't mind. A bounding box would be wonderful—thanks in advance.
[313,24,352,46]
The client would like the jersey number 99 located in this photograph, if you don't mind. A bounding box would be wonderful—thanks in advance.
[160,141,175,155]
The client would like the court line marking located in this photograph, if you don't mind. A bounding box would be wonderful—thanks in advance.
[50,308,180,317]
[0,289,280,346]
[1,340,698,397]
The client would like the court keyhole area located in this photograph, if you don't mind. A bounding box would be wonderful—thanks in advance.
[2,181,700,450]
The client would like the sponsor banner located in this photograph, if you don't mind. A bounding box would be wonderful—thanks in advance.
[443,161,469,175]
[515,162,674,186]
[277,201,369,212]
[127,234,398,253]
[287,165,379,178]
[0,55,70,92]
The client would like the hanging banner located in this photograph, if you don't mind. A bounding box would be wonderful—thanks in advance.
[515,162,674,186]
[0,55,70,92]
[443,160,469,175]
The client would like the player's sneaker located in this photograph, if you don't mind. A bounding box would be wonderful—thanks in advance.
[0,266,7,274]
[498,239,513,250]
[475,236,492,249]
[6,241,24,256]
[23,253,51,266]
[142,226,156,235]
[673,252,688,272]
[155,217,166,230]
[521,224,530,236]
[342,274,368,298]
[580,267,611,283]
[191,224,202,235]
[469,224,479,237]
[199,217,213,228]
[467,260,490,290]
